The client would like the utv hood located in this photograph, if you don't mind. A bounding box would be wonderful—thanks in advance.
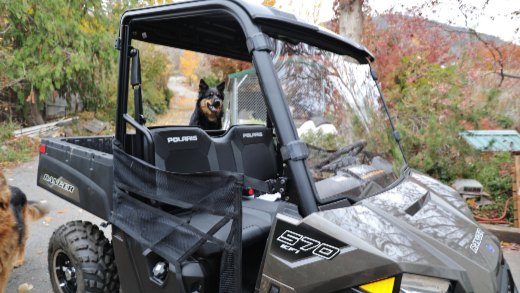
[302,170,502,292]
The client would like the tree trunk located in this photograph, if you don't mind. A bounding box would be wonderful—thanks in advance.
[338,0,364,43]
[26,89,45,126]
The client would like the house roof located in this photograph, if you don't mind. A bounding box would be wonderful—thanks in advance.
[460,130,520,152]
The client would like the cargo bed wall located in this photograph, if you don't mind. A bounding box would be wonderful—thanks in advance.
[62,135,114,154]
[37,136,114,220]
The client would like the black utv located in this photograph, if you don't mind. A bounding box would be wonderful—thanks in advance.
[37,0,518,292]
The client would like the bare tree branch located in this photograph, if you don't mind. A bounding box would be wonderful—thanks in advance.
[467,27,505,86]
[495,71,520,79]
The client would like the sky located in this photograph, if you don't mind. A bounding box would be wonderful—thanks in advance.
[368,0,520,43]
[248,0,520,43]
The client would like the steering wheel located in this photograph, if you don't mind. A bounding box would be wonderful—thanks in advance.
[312,140,367,173]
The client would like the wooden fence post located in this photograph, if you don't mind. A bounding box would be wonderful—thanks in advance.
[513,154,520,228]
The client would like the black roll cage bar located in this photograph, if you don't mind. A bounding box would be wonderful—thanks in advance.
[114,0,374,217]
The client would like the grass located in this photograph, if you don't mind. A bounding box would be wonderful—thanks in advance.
[0,121,19,142]
[0,122,39,169]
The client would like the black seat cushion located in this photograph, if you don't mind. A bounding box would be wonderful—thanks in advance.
[179,198,289,257]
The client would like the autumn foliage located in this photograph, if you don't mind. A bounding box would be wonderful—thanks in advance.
[354,12,518,206]
[179,51,201,86]
[362,15,458,88]
[262,0,276,7]
[207,57,251,81]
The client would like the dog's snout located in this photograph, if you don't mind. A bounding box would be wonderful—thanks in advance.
[212,98,222,107]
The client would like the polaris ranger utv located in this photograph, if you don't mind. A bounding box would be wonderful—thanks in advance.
[37,1,518,292]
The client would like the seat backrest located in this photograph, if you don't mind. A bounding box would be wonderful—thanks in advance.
[150,127,218,173]
[217,125,278,181]
[149,125,279,181]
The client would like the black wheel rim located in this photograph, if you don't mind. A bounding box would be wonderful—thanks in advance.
[53,249,77,293]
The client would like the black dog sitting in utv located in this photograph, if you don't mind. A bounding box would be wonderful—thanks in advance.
[37,1,518,293]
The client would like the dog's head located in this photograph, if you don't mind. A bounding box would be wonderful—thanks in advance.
[0,169,10,210]
[198,79,225,122]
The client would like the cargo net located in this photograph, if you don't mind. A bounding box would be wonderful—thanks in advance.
[225,70,268,127]
[110,142,243,293]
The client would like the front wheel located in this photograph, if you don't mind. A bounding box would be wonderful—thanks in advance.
[48,221,119,293]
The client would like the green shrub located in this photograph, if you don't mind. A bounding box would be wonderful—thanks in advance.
[199,72,221,87]
[387,54,513,202]
[473,152,512,200]
[143,104,157,123]
[0,122,18,142]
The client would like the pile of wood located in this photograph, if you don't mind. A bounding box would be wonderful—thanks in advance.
[13,117,76,138]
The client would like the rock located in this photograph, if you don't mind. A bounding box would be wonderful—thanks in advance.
[64,127,74,137]
[18,283,33,293]
[83,118,107,133]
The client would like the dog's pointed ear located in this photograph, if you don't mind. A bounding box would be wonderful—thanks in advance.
[217,81,225,93]
[199,79,209,92]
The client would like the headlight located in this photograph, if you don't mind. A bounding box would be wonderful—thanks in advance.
[357,274,451,293]
[400,273,451,293]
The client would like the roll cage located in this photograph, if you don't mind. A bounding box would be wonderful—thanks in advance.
[114,0,374,217]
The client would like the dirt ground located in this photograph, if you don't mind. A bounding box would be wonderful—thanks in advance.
[152,76,198,127]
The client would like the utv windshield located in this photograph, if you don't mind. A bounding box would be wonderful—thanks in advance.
[271,40,406,188]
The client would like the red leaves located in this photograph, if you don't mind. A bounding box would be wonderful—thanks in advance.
[363,14,458,87]
[207,57,251,80]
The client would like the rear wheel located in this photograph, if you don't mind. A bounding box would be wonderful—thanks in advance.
[48,221,119,293]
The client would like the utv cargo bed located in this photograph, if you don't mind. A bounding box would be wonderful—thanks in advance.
[38,136,113,220]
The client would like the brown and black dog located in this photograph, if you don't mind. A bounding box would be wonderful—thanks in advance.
[0,170,48,292]
[189,79,225,130]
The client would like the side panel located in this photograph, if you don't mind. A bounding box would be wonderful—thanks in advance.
[257,215,399,293]
[112,227,213,293]
[37,137,113,220]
